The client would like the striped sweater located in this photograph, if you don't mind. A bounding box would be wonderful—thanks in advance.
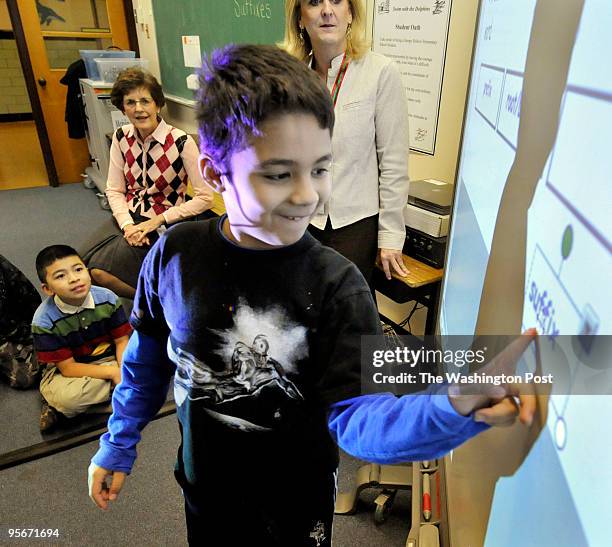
[32,286,131,364]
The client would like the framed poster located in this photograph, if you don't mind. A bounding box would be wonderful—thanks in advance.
[373,0,453,154]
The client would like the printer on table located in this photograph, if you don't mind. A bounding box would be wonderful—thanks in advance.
[403,179,452,269]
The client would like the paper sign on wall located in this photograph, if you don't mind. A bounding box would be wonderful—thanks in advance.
[182,35,202,68]
[373,0,452,155]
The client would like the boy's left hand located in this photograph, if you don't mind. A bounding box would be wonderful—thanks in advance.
[473,386,536,427]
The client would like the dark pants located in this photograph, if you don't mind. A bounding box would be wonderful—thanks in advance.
[182,470,337,546]
[308,215,378,286]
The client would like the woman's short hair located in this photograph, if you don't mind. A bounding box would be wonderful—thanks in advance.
[110,68,166,111]
[280,0,370,62]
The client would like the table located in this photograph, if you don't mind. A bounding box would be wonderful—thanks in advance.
[373,255,444,335]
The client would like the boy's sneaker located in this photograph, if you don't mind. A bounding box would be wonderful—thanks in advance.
[39,400,60,432]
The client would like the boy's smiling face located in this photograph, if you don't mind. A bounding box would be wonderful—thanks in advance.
[42,256,92,307]
[204,112,332,249]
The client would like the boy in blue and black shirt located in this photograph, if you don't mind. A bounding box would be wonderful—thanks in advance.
[89,45,535,546]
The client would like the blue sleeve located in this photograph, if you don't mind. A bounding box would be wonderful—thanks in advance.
[327,386,490,464]
[91,330,174,473]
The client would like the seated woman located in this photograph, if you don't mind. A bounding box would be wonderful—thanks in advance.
[86,68,213,298]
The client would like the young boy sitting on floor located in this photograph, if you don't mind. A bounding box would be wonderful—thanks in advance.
[88,45,535,546]
[32,245,131,432]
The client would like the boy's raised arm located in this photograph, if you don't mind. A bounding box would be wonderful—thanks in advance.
[328,331,537,463]
[328,388,490,464]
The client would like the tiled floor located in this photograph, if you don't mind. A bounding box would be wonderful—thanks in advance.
[0,120,49,190]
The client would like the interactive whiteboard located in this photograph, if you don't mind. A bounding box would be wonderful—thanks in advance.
[440,1,612,545]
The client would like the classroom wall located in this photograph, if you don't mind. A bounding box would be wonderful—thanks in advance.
[406,0,479,185]
[145,1,479,185]
[364,0,478,185]
[132,1,161,82]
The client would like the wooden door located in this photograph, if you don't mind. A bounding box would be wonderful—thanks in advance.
[16,0,130,184]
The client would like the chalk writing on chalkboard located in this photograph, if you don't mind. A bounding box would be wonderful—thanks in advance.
[233,1,272,19]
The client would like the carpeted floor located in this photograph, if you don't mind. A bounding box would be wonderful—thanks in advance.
[0,183,116,289]
[0,415,413,546]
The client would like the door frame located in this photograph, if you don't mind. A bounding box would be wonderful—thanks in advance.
[6,0,59,187]
[5,0,139,188]
[123,0,139,55]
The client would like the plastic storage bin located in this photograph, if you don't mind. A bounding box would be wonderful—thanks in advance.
[95,58,149,84]
[79,50,135,80]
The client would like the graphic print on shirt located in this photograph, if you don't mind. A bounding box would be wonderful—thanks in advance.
[170,298,307,432]
[309,520,327,546]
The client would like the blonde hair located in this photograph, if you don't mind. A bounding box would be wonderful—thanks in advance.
[280,0,370,62]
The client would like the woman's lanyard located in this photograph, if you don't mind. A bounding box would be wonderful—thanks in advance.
[330,52,351,108]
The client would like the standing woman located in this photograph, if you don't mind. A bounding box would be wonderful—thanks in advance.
[282,0,410,284]
[85,68,213,298]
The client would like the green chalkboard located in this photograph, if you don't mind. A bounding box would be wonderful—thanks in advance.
[152,0,286,102]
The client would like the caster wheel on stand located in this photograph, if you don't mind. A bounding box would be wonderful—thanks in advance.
[97,193,110,210]
[373,489,397,524]
[82,174,96,189]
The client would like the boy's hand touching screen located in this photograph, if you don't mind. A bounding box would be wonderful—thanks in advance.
[448,329,538,427]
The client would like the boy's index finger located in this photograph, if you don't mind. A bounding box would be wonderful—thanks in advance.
[487,329,538,376]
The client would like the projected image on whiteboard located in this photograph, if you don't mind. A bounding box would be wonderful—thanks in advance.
[439,1,612,546]
[439,0,537,336]
[488,4,612,543]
